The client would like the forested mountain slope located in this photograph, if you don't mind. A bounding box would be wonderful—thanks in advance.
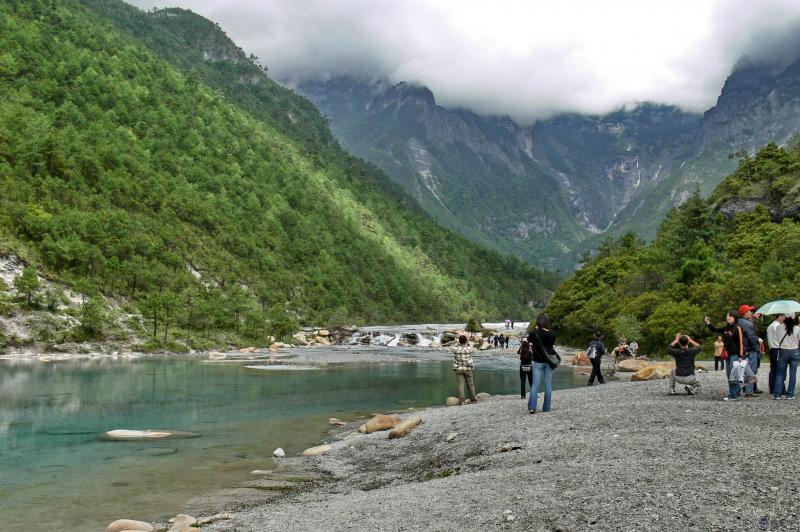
[297,56,800,270]
[0,1,557,351]
[545,142,800,353]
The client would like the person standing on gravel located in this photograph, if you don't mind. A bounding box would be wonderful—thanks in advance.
[452,335,478,405]
[666,334,702,395]
[587,332,606,386]
[713,336,725,371]
[773,315,800,400]
[517,340,533,398]
[738,304,762,396]
[705,312,746,401]
[767,314,787,396]
[527,314,556,414]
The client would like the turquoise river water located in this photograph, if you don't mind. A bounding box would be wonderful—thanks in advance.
[0,353,582,530]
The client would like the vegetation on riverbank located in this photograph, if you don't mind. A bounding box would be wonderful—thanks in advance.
[546,142,800,353]
[0,1,558,352]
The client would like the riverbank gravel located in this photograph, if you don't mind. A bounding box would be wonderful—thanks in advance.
[207,369,800,531]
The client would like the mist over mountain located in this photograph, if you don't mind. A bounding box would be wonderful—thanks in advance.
[296,55,800,269]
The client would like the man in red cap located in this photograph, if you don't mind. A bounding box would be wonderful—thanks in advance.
[738,304,762,396]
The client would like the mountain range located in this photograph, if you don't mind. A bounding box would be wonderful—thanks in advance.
[295,56,800,270]
[0,0,557,353]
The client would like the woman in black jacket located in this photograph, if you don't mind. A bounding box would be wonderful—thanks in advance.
[517,340,533,398]
[527,314,556,413]
[705,311,745,401]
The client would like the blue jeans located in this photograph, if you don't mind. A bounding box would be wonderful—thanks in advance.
[774,349,800,399]
[727,355,741,399]
[528,362,553,412]
[745,350,759,394]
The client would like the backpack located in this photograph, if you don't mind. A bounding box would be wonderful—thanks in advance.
[587,343,597,359]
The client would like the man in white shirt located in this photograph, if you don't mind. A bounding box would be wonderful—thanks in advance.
[767,314,787,396]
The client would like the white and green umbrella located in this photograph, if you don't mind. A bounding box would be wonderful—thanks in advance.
[756,300,800,316]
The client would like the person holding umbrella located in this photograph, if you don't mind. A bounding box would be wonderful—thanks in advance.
[757,300,800,400]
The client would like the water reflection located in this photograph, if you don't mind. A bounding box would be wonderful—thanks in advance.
[0,357,581,530]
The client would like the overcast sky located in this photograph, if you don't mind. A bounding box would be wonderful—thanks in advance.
[128,0,800,123]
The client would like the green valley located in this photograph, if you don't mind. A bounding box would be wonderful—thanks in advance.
[0,0,557,353]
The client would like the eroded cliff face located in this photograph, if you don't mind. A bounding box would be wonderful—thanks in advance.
[296,56,800,269]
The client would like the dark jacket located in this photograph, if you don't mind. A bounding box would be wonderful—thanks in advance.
[738,318,759,353]
[707,322,744,358]
[528,329,556,364]
[587,340,606,359]
[517,343,533,365]
[666,345,701,377]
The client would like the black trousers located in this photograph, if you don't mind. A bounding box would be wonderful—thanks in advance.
[520,367,533,397]
[714,357,724,371]
[588,357,605,385]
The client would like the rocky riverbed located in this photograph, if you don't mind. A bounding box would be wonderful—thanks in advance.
[200,370,798,531]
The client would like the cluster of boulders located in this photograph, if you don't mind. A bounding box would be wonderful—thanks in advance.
[274,413,425,461]
[106,512,231,532]
[445,392,491,406]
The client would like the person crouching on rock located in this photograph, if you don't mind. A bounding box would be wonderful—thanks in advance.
[452,335,478,405]
[666,333,702,395]
[517,340,533,398]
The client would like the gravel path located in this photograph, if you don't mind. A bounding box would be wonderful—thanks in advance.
[206,369,799,531]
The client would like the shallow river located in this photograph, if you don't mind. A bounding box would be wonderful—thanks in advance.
[0,351,582,530]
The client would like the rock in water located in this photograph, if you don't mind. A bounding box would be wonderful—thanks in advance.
[106,519,154,532]
[357,424,367,433]
[445,397,460,406]
[328,417,346,426]
[475,392,491,400]
[388,417,422,439]
[104,430,198,441]
[168,514,197,531]
[302,444,332,456]
[272,447,286,458]
[364,414,402,433]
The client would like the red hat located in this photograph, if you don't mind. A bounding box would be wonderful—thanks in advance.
[738,304,756,317]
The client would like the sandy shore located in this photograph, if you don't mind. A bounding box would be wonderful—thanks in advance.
[201,369,797,531]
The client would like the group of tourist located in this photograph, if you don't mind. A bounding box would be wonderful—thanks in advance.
[450,301,800,411]
[492,334,509,348]
[706,304,799,401]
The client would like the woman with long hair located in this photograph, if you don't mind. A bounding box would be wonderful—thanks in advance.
[774,315,800,400]
[517,340,533,398]
[526,314,556,413]
[706,311,746,401]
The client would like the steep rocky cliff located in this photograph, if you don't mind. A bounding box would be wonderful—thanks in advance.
[296,54,800,269]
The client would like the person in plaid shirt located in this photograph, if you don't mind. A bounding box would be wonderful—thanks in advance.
[452,335,477,405]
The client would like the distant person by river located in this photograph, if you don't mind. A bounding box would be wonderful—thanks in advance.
[451,335,477,405]
[586,332,605,386]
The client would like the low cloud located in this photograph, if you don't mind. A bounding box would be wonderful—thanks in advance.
[128,0,800,123]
